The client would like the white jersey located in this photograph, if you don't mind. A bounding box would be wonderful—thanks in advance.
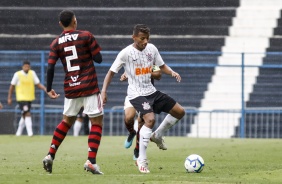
[11,70,40,85]
[110,43,165,100]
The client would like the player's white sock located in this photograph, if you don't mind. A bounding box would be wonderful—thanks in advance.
[133,118,138,132]
[73,120,82,136]
[25,116,33,136]
[155,114,179,138]
[138,125,152,161]
[88,120,91,133]
[16,117,25,136]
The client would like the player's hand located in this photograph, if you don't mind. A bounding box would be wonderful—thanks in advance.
[120,73,128,81]
[47,89,60,99]
[101,91,107,106]
[7,98,12,105]
[151,70,162,80]
[150,65,162,80]
[171,71,181,82]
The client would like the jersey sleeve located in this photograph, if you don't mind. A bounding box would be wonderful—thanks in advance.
[88,32,101,56]
[48,39,59,65]
[32,70,40,85]
[110,49,126,73]
[10,72,18,85]
[152,44,165,66]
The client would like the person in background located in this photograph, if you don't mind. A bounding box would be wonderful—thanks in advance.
[42,10,104,175]
[7,60,46,136]
[73,107,90,136]
[83,113,90,135]
[0,102,3,109]
[102,24,185,173]
[73,107,84,136]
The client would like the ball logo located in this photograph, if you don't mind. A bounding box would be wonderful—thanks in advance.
[191,160,197,168]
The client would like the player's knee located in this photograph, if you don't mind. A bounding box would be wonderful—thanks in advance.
[171,105,185,119]
[144,117,155,128]
[124,117,135,125]
[179,107,185,118]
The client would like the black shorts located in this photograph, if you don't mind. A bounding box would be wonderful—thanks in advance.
[129,91,176,116]
[18,101,32,114]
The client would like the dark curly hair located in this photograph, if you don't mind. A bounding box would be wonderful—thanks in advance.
[59,10,75,27]
[133,24,150,36]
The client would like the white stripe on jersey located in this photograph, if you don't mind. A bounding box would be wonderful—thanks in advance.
[110,43,165,100]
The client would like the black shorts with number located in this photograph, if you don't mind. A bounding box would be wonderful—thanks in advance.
[18,101,32,114]
[129,91,176,116]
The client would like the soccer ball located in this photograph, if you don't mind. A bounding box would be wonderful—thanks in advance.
[184,154,205,173]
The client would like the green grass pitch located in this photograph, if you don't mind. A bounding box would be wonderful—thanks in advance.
[0,135,281,184]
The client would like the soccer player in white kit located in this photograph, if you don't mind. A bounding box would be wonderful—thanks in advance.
[102,24,185,173]
[121,71,161,161]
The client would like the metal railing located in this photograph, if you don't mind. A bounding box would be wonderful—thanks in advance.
[8,104,282,138]
[1,50,282,138]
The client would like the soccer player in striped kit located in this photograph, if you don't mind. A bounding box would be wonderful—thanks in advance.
[42,10,104,174]
[102,24,185,173]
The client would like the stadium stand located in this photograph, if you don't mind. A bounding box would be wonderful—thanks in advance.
[0,0,238,51]
[188,0,282,138]
[0,0,238,101]
[4,0,282,138]
[234,8,282,138]
[0,0,240,135]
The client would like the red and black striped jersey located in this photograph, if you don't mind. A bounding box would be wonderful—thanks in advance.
[48,30,101,98]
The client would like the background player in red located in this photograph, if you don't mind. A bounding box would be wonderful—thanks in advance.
[42,10,104,175]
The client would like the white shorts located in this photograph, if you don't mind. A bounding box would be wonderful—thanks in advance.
[124,96,134,110]
[63,93,104,118]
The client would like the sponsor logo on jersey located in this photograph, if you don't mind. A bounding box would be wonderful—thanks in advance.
[71,75,79,82]
[135,67,150,75]
[69,82,81,87]
[69,75,81,86]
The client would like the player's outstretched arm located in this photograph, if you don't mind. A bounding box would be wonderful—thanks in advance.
[101,70,116,106]
[46,63,55,93]
[37,83,47,93]
[7,85,15,105]
[160,64,181,82]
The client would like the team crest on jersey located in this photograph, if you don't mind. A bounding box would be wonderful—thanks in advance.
[142,102,151,110]
[146,53,153,62]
